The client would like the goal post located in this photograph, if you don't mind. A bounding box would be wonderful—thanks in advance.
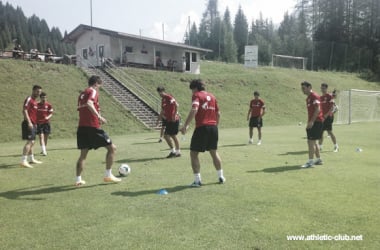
[335,89,380,124]
[272,54,307,70]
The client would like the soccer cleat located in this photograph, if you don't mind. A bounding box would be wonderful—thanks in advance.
[40,151,47,156]
[314,159,323,165]
[248,139,253,144]
[29,159,42,164]
[301,161,314,168]
[158,138,163,143]
[166,152,177,158]
[257,140,262,145]
[175,153,181,157]
[75,180,86,186]
[333,146,339,152]
[103,175,122,183]
[20,161,33,168]
[219,176,226,184]
[189,181,202,187]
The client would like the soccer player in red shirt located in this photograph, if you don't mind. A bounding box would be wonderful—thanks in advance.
[156,87,181,158]
[75,75,121,186]
[37,92,54,156]
[247,91,266,145]
[21,85,43,168]
[319,83,339,152]
[180,79,226,187]
[301,81,324,168]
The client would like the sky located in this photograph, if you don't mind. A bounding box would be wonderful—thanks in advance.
[4,0,296,43]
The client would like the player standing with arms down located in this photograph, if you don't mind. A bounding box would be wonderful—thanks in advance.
[75,75,121,186]
[301,81,324,168]
[247,91,266,145]
[156,87,181,158]
[37,92,54,156]
[21,85,43,168]
[180,79,226,187]
[319,83,339,152]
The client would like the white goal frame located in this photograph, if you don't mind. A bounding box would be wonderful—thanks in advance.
[335,89,380,124]
[271,54,307,70]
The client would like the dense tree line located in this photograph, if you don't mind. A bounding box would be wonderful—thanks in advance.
[0,1,74,56]
[185,0,380,79]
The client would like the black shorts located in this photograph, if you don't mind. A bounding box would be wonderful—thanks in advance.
[77,126,112,150]
[22,120,37,140]
[306,121,323,140]
[322,116,334,131]
[161,119,167,127]
[190,125,218,152]
[164,120,179,135]
[249,117,263,128]
[37,123,51,135]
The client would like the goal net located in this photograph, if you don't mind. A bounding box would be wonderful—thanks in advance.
[335,89,380,124]
[272,54,307,70]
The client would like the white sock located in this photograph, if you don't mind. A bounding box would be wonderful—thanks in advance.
[308,159,314,163]
[76,176,82,182]
[21,155,27,162]
[176,149,181,154]
[28,154,35,161]
[217,169,224,178]
[42,145,46,152]
[194,173,201,183]
[105,169,112,177]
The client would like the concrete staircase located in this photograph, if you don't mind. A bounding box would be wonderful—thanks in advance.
[81,66,160,129]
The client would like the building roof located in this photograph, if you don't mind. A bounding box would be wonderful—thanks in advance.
[64,24,212,53]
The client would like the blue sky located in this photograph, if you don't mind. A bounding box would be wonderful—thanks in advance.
[5,0,296,42]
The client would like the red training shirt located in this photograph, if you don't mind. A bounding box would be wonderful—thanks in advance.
[306,91,324,122]
[161,93,178,122]
[77,87,100,128]
[37,101,53,124]
[249,99,265,117]
[23,96,38,124]
[320,93,334,117]
[192,91,219,127]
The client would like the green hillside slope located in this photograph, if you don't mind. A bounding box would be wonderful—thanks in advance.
[1,59,379,142]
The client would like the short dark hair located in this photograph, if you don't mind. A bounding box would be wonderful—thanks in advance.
[156,86,165,92]
[301,81,312,88]
[32,85,42,91]
[189,79,205,91]
[321,83,328,88]
[88,75,102,86]
[40,92,47,98]
[254,91,260,96]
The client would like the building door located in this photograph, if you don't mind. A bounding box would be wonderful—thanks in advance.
[185,52,190,71]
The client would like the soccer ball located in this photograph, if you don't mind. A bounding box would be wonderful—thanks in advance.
[118,164,131,177]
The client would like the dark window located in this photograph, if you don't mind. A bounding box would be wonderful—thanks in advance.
[155,51,161,57]
[124,46,133,53]
[82,49,88,59]
[192,53,197,62]
[98,45,104,57]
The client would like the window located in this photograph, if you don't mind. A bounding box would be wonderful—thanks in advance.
[155,51,161,57]
[82,48,88,59]
[124,46,133,53]
[98,45,104,58]
[192,52,197,62]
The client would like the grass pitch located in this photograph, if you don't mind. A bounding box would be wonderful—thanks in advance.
[0,123,379,249]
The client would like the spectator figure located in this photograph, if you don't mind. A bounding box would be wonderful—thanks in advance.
[37,92,54,156]
[45,47,53,62]
[13,44,23,59]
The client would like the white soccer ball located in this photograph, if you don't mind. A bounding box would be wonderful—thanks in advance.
[118,164,131,177]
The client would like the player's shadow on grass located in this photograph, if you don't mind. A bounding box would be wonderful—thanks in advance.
[248,165,301,173]
[220,143,247,148]
[0,184,97,200]
[115,157,168,163]
[0,163,19,169]
[278,151,308,155]
[112,185,189,197]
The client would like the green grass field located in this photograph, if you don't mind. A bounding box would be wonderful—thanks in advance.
[0,123,379,249]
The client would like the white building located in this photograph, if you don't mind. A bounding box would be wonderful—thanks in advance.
[64,24,212,74]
